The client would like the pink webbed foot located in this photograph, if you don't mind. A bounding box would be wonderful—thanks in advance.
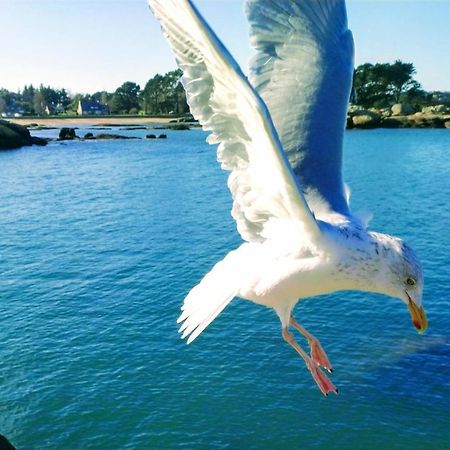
[309,363,338,396]
[282,327,338,396]
[289,316,333,374]
[309,339,333,374]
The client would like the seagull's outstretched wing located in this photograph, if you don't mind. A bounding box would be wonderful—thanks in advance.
[147,0,321,243]
[246,0,354,219]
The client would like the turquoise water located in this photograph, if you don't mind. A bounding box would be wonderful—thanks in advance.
[1,127,449,449]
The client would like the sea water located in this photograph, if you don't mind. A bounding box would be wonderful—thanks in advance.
[0,127,449,449]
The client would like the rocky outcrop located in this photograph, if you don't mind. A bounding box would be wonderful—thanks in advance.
[94,133,139,140]
[347,107,381,129]
[59,128,78,140]
[421,104,450,115]
[146,133,168,139]
[352,113,381,129]
[380,117,412,128]
[153,123,191,131]
[391,103,415,116]
[409,113,447,128]
[0,119,48,150]
[347,105,450,130]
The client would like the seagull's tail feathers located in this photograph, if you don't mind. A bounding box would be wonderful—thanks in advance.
[177,249,243,344]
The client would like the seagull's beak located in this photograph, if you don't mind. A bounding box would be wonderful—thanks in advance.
[406,292,428,333]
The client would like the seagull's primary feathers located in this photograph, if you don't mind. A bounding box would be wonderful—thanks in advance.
[147,0,427,395]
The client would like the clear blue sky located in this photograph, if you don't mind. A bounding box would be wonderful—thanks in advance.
[1,0,449,94]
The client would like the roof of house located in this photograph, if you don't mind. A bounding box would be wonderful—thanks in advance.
[79,100,109,111]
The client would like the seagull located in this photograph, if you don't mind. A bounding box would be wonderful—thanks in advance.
[147,0,428,395]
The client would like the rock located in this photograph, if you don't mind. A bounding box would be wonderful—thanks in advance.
[348,104,365,115]
[167,124,190,130]
[146,134,157,139]
[352,114,381,129]
[59,127,78,140]
[31,136,49,146]
[379,108,392,117]
[158,134,167,139]
[346,116,354,130]
[0,123,27,149]
[94,133,138,140]
[421,104,450,115]
[391,103,414,116]
[0,120,47,150]
[445,121,450,129]
[435,104,450,114]
[380,117,411,128]
[84,132,95,139]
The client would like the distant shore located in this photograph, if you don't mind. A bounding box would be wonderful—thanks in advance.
[10,116,177,127]
[7,110,450,130]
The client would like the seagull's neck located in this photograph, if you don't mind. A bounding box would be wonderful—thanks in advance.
[329,227,400,297]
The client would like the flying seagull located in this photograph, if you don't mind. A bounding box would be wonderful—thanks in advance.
[147,0,428,395]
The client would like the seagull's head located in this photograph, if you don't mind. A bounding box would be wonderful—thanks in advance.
[382,238,427,333]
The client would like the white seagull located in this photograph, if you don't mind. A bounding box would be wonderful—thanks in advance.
[147,0,428,395]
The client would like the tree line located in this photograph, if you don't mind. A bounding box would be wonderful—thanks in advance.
[0,62,447,117]
[352,60,432,109]
[0,69,189,117]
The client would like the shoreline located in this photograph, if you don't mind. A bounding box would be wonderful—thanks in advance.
[9,114,450,130]
[10,116,176,127]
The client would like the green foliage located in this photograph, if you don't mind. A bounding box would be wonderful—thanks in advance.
[111,82,140,114]
[5,63,436,118]
[353,60,424,108]
[0,69,190,117]
[141,69,188,115]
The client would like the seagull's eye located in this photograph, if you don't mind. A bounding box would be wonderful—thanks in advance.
[406,277,416,286]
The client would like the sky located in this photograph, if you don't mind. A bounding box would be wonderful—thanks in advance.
[1,0,449,94]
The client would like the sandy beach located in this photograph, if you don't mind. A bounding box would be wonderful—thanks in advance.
[10,116,176,127]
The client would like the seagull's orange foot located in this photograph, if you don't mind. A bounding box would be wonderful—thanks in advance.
[309,363,338,396]
[309,339,333,373]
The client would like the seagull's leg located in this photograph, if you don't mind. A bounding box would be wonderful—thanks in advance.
[290,315,333,373]
[282,328,338,396]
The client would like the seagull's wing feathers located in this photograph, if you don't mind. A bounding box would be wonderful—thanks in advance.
[246,0,354,220]
[147,0,322,243]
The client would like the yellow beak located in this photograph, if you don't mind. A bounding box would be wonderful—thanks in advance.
[407,296,428,333]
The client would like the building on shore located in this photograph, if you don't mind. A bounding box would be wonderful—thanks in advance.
[1,102,25,118]
[45,103,65,115]
[77,100,109,116]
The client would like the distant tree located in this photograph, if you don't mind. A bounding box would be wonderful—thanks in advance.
[162,69,188,114]
[141,74,165,114]
[141,69,188,115]
[173,79,189,114]
[0,96,6,114]
[111,81,140,114]
[33,91,45,115]
[0,89,10,113]
[353,60,422,108]
[57,88,72,110]
[39,84,59,108]
[91,91,113,106]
